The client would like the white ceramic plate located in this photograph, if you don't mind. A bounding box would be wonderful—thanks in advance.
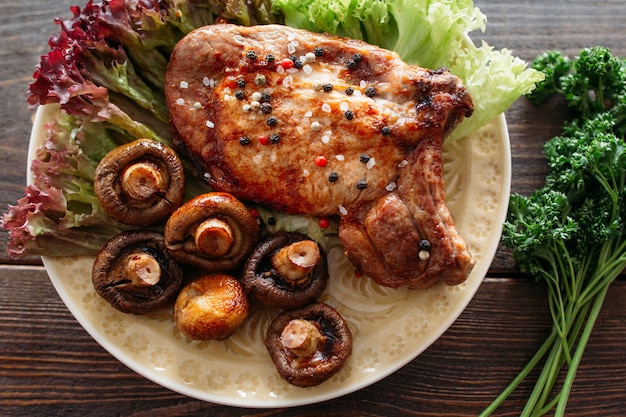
[29,103,510,407]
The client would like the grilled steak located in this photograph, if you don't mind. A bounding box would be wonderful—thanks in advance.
[165,24,475,289]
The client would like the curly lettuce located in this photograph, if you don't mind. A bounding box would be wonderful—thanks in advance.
[2,111,130,258]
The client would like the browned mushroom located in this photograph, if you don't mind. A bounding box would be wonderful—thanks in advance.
[164,192,259,272]
[174,273,250,340]
[243,232,328,310]
[92,230,184,315]
[265,302,353,387]
[94,139,186,226]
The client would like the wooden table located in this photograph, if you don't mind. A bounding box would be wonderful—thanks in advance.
[1,1,625,416]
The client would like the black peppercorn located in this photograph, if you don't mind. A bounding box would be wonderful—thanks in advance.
[266,54,275,63]
[260,92,271,103]
[345,86,354,96]
[235,90,245,100]
[237,78,246,88]
[267,116,278,127]
[346,59,357,70]
[270,133,280,144]
[344,109,354,120]
[353,53,363,62]
[365,86,376,97]
[246,50,257,60]
[356,180,368,190]
[323,83,333,93]
[328,172,339,182]
[419,239,431,252]
[290,55,303,69]
[267,217,276,225]
[239,136,251,146]
[314,47,324,57]
[381,126,391,136]
[260,102,273,114]
[359,153,370,163]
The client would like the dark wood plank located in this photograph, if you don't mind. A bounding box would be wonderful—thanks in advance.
[475,0,626,59]
[1,266,625,416]
[1,1,626,415]
[0,0,75,264]
[0,0,76,199]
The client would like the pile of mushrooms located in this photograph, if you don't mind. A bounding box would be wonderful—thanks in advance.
[91,138,352,387]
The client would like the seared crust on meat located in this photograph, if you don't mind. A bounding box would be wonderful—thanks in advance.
[165,24,475,289]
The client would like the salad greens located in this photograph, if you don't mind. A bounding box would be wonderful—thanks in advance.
[482,47,626,417]
[3,112,131,257]
[2,0,541,258]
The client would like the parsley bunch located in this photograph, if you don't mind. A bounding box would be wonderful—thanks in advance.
[527,46,626,137]
[481,47,626,416]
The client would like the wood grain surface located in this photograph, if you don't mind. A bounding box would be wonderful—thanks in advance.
[1,1,625,416]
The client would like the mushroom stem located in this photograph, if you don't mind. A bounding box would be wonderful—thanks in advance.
[121,161,164,201]
[280,319,322,358]
[124,253,162,287]
[194,218,234,257]
[272,240,321,286]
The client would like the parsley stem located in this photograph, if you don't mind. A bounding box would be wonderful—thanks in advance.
[522,323,570,417]
[578,241,626,305]
[479,330,557,417]
[555,285,610,416]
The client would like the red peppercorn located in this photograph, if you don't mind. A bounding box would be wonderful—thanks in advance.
[258,135,269,145]
[280,58,294,70]
[249,208,259,218]
[318,217,330,228]
[315,155,328,167]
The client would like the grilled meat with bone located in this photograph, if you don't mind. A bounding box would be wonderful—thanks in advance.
[165,24,475,289]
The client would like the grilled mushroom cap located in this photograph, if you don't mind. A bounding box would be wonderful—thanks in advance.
[265,302,353,387]
[174,273,250,340]
[94,139,185,226]
[164,192,259,272]
[243,232,328,310]
[92,230,184,315]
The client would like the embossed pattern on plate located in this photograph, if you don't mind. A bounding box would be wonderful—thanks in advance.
[30,104,511,407]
